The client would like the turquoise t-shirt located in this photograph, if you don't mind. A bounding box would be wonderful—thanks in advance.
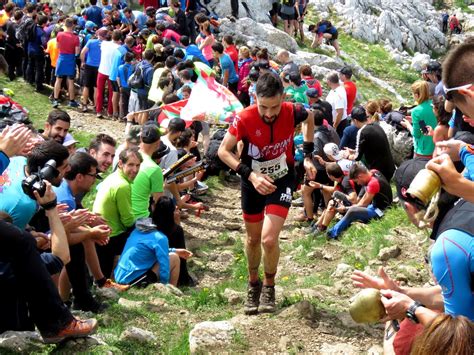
[0,156,38,229]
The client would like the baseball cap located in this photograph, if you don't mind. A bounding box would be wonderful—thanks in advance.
[338,66,353,77]
[126,125,142,144]
[422,61,441,74]
[141,122,161,144]
[306,87,321,98]
[393,158,429,201]
[168,117,186,133]
[63,133,78,147]
[85,21,96,31]
[152,140,170,160]
[323,143,343,161]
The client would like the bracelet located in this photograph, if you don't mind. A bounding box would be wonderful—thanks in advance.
[41,198,57,211]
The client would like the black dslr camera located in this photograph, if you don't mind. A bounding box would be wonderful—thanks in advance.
[22,160,59,199]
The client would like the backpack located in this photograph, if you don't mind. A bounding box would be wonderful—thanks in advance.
[204,129,228,176]
[15,17,36,43]
[128,63,145,90]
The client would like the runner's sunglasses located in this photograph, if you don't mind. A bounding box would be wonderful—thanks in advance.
[443,83,473,101]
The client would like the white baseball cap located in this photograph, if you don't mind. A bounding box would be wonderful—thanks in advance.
[323,143,343,161]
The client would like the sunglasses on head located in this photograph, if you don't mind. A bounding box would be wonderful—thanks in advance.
[443,83,473,101]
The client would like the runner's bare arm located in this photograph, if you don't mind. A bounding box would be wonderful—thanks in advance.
[218,132,276,195]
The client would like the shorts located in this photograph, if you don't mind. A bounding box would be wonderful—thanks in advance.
[328,30,339,42]
[110,80,119,92]
[280,11,296,21]
[82,64,98,89]
[40,252,64,275]
[241,170,295,222]
[129,268,159,288]
[55,53,76,78]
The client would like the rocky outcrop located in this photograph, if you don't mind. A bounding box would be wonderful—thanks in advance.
[219,18,299,54]
[189,321,236,354]
[310,0,447,54]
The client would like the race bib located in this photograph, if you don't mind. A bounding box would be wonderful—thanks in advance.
[251,153,288,180]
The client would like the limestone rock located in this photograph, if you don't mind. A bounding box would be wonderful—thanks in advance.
[410,53,431,71]
[118,298,143,309]
[223,288,244,305]
[219,17,298,53]
[120,327,157,343]
[166,284,184,297]
[189,321,235,354]
[95,287,119,300]
[378,245,401,261]
[0,331,45,352]
[306,249,324,260]
[63,335,106,351]
[332,263,353,278]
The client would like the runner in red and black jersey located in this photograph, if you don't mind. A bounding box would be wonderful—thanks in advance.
[218,73,316,314]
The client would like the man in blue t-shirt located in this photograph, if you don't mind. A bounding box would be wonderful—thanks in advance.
[84,0,103,27]
[212,42,239,95]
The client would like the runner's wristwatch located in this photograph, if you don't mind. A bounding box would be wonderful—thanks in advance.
[406,301,424,324]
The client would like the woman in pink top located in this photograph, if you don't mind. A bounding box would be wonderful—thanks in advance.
[196,23,215,67]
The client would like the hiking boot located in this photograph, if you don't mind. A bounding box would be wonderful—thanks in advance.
[42,318,98,344]
[258,285,276,314]
[100,279,130,292]
[244,280,262,315]
[52,100,59,108]
[73,298,108,314]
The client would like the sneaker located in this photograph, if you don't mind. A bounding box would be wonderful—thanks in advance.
[72,298,108,314]
[96,112,103,119]
[42,318,98,344]
[258,285,276,313]
[100,279,130,292]
[52,100,59,108]
[244,280,262,315]
[68,100,79,108]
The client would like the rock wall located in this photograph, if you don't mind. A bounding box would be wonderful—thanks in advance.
[205,0,272,24]
[310,0,447,54]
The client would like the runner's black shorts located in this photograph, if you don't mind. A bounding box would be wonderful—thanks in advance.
[241,170,295,223]
[82,64,98,89]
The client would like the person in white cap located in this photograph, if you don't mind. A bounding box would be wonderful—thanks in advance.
[63,133,78,155]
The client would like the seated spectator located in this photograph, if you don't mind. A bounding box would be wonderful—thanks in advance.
[366,100,381,123]
[131,123,164,219]
[300,64,322,96]
[427,95,450,144]
[308,162,358,235]
[115,196,193,287]
[113,125,141,171]
[327,162,392,239]
[285,72,309,104]
[92,148,142,278]
[42,109,71,144]
[88,133,117,173]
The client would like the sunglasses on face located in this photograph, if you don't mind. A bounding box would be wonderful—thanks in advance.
[443,83,473,101]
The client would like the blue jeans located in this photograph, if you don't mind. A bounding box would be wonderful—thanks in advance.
[328,205,379,239]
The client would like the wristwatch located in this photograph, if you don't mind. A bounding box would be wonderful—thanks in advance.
[406,301,424,324]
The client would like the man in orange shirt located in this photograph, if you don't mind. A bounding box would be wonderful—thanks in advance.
[339,66,357,116]
[45,29,61,86]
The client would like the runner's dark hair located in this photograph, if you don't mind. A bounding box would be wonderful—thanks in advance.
[256,72,283,98]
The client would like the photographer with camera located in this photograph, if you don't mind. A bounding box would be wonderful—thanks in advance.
[307,162,358,236]
[327,162,392,239]
[0,185,98,342]
[0,140,70,230]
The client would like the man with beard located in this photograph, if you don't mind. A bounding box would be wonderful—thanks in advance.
[218,73,316,314]
[0,140,70,229]
[42,109,71,144]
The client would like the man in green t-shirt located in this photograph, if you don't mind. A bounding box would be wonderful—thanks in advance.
[93,147,142,278]
[131,123,164,219]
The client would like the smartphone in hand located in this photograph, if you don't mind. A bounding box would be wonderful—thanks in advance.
[419,119,429,135]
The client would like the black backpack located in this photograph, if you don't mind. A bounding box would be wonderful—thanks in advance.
[128,63,145,90]
[204,129,228,176]
[15,17,36,43]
